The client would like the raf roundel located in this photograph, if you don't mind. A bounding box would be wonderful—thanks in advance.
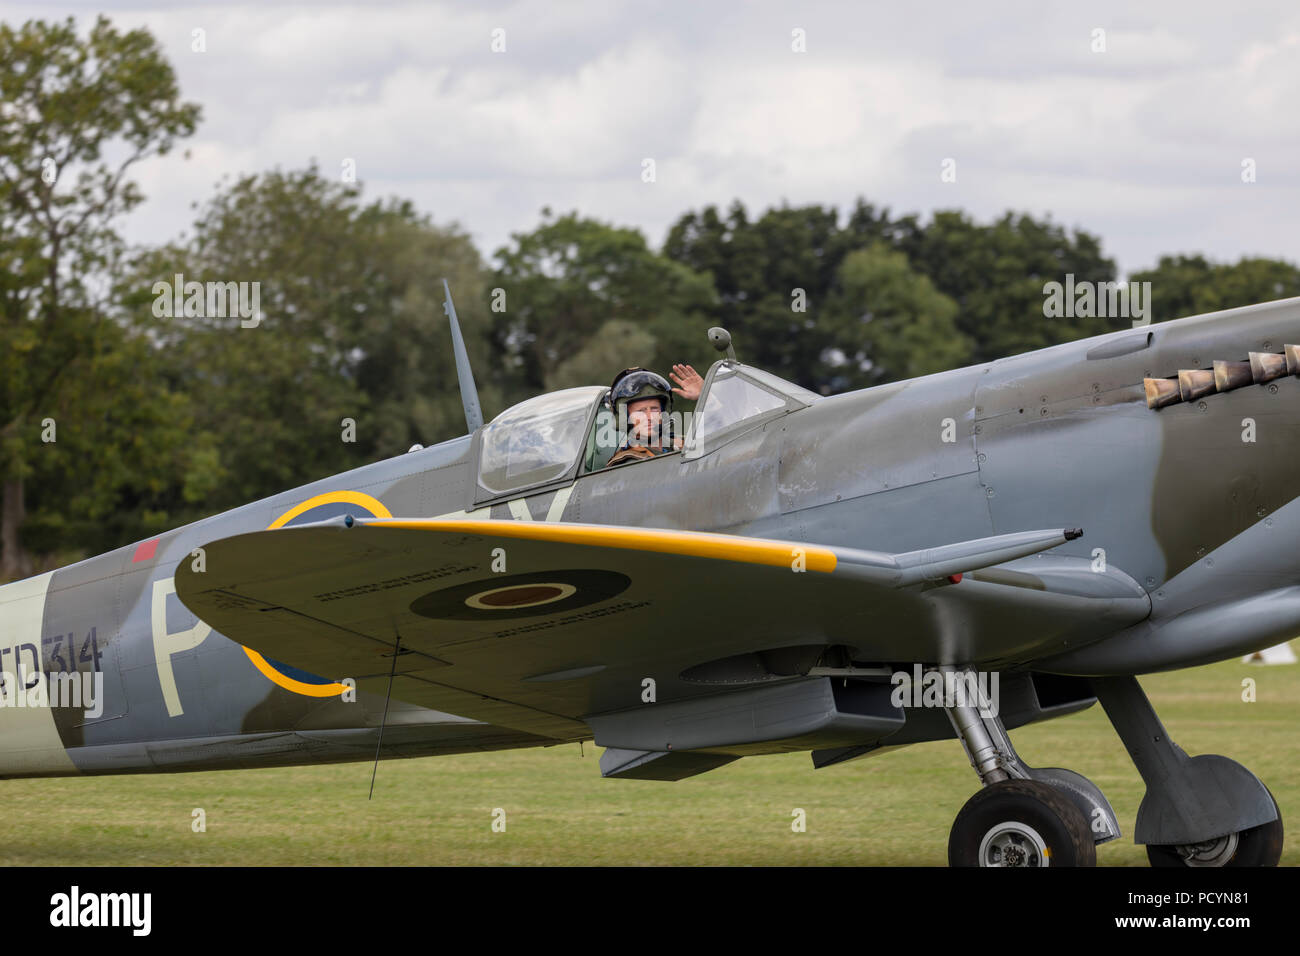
[410,570,631,621]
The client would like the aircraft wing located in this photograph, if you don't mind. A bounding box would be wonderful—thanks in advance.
[174,518,1150,741]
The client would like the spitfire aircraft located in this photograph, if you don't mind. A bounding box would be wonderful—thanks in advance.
[1,283,1295,867]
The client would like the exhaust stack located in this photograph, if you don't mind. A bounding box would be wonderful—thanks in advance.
[1177,369,1216,403]
[1145,346,1299,410]
[1250,351,1289,384]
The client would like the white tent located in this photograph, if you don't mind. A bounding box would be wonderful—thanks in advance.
[1243,642,1298,664]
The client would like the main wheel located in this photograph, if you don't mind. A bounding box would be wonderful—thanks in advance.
[1146,786,1283,867]
[949,779,1096,867]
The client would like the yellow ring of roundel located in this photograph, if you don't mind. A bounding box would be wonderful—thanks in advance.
[242,490,394,697]
[267,489,392,529]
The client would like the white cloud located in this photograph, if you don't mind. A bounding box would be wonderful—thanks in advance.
[8,0,1296,275]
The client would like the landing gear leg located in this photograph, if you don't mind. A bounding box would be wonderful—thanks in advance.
[942,666,1117,866]
[1092,675,1282,867]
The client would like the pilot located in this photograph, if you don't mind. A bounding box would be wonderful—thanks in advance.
[604,365,702,467]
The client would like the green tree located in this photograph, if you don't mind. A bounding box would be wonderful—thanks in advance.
[874,210,1119,363]
[0,15,200,578]
[1131,254,1300,324]
[545,319,658,392]
[19,320,215,557]
[665,200,1121,385]
[665,201,854,385]
[121,165,496,518]
[819,244,971,390]
[492,209,717,400]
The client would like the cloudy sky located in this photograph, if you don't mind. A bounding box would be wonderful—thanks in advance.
[6,1,1300,277]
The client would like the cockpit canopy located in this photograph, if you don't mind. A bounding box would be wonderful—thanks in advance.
[474,364,817,499]
[477,386,607,495]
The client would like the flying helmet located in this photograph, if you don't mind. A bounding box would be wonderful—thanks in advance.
[607,367,673,415]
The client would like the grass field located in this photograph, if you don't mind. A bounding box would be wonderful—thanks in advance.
[2,646,1296,866]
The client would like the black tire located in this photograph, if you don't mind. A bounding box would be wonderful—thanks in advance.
[949,779,1096,867]
[1146,786,1283,867]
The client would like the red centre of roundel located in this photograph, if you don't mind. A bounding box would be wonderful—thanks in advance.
[478,585,567,607]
